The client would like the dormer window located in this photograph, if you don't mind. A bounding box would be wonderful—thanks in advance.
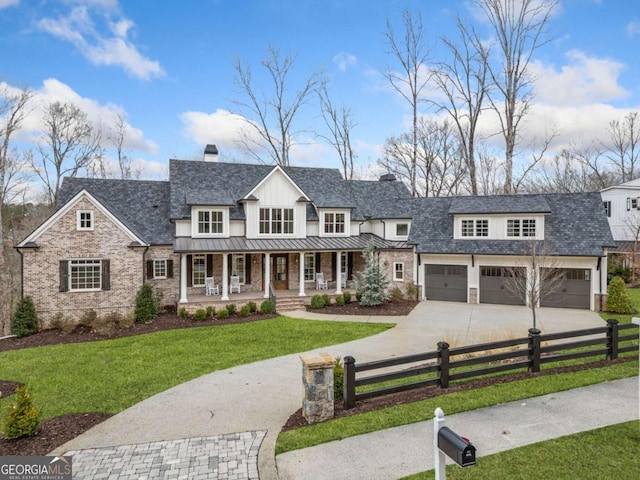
[324,212,345,234]
[396,223,409,237]
[507,219,536,237]
[198,210,223,234]
[461,219,488,237]
[77,210,94,231]
[259,207,294,235]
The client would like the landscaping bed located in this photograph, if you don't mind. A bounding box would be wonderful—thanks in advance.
[306,299,419,316]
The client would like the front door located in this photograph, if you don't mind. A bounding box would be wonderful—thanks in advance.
[272,254,288,290]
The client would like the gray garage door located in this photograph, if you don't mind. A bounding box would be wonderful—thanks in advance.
[540,268,591,309]
[480,266,526,305]
[425,264,467,302]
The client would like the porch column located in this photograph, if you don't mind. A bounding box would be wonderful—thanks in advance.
[222,253,229,301]
[336,250,343,294]
[299,252,306,297]
[264,252,271,298]
[179,254,188,303]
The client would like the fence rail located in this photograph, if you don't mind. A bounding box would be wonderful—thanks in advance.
[343,319,639,409]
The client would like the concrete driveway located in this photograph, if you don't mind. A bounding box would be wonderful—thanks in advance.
[55,301,606,479]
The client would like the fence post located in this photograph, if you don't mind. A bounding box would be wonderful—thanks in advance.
[344,355,356,409]
[606,319,619,361]
[438,342,450,388]
[528,328,541,373]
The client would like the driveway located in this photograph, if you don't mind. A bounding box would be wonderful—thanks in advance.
[55,302,606,479]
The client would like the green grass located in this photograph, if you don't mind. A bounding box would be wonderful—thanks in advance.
[0,317,392,422]
[402,420,640,480]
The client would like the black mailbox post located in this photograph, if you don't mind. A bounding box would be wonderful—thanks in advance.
[437,426,476,467]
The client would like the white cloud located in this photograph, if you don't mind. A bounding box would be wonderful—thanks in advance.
[333,52,357,71]
[37,5,164,81]
[0,0,19,9]
[531,50,628,106]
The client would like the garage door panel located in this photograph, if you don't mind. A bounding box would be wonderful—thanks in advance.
[480,266,526,306]
[541,268,590,309]
[425,265,467,302]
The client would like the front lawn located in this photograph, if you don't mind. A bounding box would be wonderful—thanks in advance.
[0,317,392,421]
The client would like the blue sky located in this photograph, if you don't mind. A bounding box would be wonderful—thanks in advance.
[1,0,639,181]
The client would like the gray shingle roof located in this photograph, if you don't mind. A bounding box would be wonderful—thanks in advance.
[408,192,615,256]
[347,180,413,219]
[57,177,173,245]
[449,195,551,214]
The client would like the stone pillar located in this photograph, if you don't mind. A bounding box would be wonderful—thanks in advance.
[469,287,478,304]
[300,352,336,424]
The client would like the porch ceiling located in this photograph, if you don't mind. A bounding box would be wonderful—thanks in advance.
[174,233,411,253]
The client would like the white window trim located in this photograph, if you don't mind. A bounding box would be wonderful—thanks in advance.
[506,218,537,238]
[320,210,350,237]
[304,253,316,281]
[258,207,295,237]
[76,210,94,231]
[153,259,168,279]
[396,223,409,238]
[192,254,206,287]
[460,218,489,238]
[192,207,228,238]
[231,254,246,284]
[69,258,102,291]
[393,262,404,281]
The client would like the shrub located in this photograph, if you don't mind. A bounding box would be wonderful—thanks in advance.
[352,242,390,306]
[206,306,216,318]
[4,386,41,440]
[355,291,362,302]
[310,294,325,309]
[260,300,275,314]
[335,294,345,306]
[247,301,258,313]
[240,305,251,317]
[342,291,352,304]
[226,303,237,315]
[49,313,76,334]
[11,296,39,337]
[134,284,159,324]
[118,313,135,329]
[333,357,344,400]
[194,309,207,321]
[607,276,635,314]
[608,260,631,284]
[405,280,418,300]
[322,294,331,306]
[178,307,189,319]
[389,285,404,302]
[216,308,229,320]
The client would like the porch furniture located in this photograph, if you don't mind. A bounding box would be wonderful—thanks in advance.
[230,275,241,293]
[340,272,347,289]
[205,277,219,296]
[316,272,328,290]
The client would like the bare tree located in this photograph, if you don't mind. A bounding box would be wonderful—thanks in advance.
[383,9,433,196]
[233,46,321,166]
[476,147,504,195]
[432,16,490,195]
[111,112,139,179]
[605,111,640,183]
[503,240,564,331]
[477,0,556,194]
[317,82,357,179]
[31,101,102,206]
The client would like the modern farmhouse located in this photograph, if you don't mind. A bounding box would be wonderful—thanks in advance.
[16,148,616,325]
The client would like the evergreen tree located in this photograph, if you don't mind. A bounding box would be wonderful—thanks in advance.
[353,242,390,306]
[11,296,39,337]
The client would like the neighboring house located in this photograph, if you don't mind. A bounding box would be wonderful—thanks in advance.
[600,178,640,242]
[16,147,615,326]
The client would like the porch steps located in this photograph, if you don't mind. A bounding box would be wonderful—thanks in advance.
[275,296,307,312]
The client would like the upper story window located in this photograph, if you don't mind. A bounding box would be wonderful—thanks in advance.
[324,212,345,234]
[198,210,223,234]
[507,219,536,237]
[461,219,488,237]
[76,210,94,231]
[154,259,167,279]
[259,207,294,235]
[627,197,639,211]
[603,201,611,217]
[396,223,409,237]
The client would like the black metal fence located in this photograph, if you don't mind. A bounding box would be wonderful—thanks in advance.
[343,319,639,409]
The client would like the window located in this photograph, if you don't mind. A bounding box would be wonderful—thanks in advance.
[603,201,611,217]
[192,254,206,287]
[461,219,488,237]
[324,212,346,234]
[70,259,101,290]
[259,208,294,235]
[507,219,536,237]
[627,198,639,211]
[153,259,167,279]
[76,210,94,231]
[197,210,223,234]
[232,254,246,284]
[304,253,315,281]
[394,262,404,281]
[396,223,409,237]
[340,252,348,273]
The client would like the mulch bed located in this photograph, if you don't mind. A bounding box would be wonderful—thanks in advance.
[306,300,419,316]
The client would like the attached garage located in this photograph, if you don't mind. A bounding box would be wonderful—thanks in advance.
[540,268,591,309]
[425,264,467,302]
[479,266,526,305]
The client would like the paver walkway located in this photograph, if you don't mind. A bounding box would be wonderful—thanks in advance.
[54,302,613,479]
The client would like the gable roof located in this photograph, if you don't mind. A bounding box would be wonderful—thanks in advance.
[56,177,173,245]
[409,192,615,256]
[449,195,551,215]
[347,179,414,219]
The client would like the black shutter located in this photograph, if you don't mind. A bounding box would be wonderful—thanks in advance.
[166,259,174,279]
[348,252,354,280]
[102,259,111,291]
[146,260,154,279]
[227,254,232,280]
[315,252,321,273]
[332,253,337,281]
[59,260,69,292]
[187,254,193,287]
[206,254,214,277]
[245,254,252,284]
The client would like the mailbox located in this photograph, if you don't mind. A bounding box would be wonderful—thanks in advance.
[437,426,476,467]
